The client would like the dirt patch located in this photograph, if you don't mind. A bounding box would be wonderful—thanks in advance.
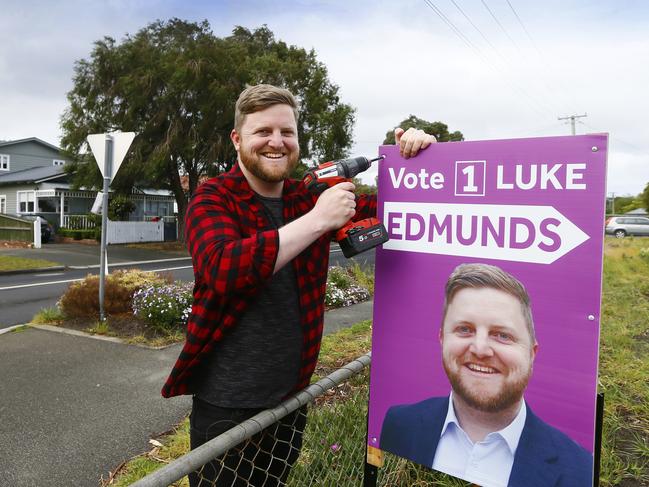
[56,236,98,245]
[632,328,649,344]
[53,314,184,346]
[124,241,188,253]
[0,240,33,249]
[619,480,645,487]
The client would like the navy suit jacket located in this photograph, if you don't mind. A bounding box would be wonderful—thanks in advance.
[380,396,593,487]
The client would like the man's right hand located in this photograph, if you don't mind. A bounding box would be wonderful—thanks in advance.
[274,181,356,273]
[309,182,356,233]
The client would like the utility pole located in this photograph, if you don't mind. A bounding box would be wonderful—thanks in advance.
[558,113,587,135]
[610,192,615,214]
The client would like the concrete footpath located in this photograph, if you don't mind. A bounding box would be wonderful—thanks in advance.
[0,300,373,487]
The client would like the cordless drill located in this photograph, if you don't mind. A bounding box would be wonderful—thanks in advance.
[303,156,388,258]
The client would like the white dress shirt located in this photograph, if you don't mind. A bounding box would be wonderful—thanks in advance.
[432,392,527,487]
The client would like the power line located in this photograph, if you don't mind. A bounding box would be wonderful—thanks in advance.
[421,0,555,120]
[450,0,502,57]
[447,0,567,119]
[480,0,521,52]
[422,0,479,53]
[503,0,585,115]
[578,120,646,152]
[505,0,536,49]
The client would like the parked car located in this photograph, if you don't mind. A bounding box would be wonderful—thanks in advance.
[605,216,649,238]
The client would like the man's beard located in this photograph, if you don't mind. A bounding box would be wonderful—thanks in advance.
[443,358,532,413]
[239,144,299,183]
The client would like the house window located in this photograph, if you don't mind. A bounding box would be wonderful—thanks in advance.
[0,195,6,213]
[53,159,66,167]
[0,154,9,171]
[17,191,35,213]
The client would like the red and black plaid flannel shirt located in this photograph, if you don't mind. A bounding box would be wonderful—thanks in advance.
[161,162,377,398]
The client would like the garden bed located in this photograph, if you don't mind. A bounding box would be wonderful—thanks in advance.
[43,314,184,348]
[34,265,374,348]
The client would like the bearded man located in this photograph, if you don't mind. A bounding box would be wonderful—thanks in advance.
[380,263,593,487]
[162,84,436,486]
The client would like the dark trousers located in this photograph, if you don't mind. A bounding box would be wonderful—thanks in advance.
[188,397,307,487]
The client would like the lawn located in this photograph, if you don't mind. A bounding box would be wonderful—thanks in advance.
[0,254,59,272]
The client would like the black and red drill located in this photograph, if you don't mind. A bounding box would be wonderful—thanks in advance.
[303,156,388,258]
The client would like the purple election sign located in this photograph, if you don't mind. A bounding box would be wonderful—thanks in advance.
[368,134,607,487]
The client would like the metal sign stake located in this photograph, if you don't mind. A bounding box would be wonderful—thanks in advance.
[99,135,113,322]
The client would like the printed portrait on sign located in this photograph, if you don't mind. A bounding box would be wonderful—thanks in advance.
[379,263,592,487]
[368,135,606,487]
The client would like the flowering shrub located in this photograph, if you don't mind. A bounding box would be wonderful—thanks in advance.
[325,266,370,308]
[59,269,170,318]
[132,282,193,333]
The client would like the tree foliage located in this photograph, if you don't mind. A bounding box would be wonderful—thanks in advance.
[108,195,136,221]
[351,177,377,195]
[61,20,355,233]
[640,183,649,213]
[383,115,464,144]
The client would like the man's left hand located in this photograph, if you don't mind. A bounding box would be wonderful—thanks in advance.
[394,127,437,159]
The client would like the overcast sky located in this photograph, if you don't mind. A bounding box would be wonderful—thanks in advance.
[1,0,647,195]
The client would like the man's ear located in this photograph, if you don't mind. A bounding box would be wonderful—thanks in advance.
[531,341,539,361]
[230,129,241,151]
[439,326,444,345]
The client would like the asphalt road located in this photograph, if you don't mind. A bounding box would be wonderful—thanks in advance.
[0,245,374,329]
[0,261,194,330]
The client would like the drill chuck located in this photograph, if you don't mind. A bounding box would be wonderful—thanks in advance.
[335,155,385,179]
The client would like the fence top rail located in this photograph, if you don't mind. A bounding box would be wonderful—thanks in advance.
[130,352,372,487]
[0,214,34,226]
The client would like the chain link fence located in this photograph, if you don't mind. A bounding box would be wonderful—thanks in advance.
[130,352,466,487]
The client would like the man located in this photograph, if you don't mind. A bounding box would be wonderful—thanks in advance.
[161,84,435,486]
[380,263,593,487]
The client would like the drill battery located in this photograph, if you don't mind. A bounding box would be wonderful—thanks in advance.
[336,217,389,258]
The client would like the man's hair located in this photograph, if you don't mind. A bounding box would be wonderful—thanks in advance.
[234,84,299,131]
[443,263,536,343]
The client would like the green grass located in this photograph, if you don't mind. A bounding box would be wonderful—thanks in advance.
[125,330,185,348]
[108,241,649,486]
[348,261,375,294]
[104,419,190,487]
[597,237,649,486]
[9,325,29,333]
[85,320,111,336]
[0,255,59,271]
[31,307,64,324]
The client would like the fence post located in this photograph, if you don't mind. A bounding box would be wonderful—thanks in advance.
[33,217,41,249]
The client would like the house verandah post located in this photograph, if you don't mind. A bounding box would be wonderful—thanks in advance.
[59,192,64,227]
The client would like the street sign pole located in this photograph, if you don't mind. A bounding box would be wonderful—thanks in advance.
[99,135,113,322]
[87,131,135,322]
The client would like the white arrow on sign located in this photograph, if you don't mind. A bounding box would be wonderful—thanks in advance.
[383,202,589,265]
[87,132,136,181]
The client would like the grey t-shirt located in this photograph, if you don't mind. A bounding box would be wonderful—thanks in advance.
[194,195,303,408]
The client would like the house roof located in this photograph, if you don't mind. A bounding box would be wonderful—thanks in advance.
[0,137,61,152]
[0,166,67,185]
[0,162,174,199]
